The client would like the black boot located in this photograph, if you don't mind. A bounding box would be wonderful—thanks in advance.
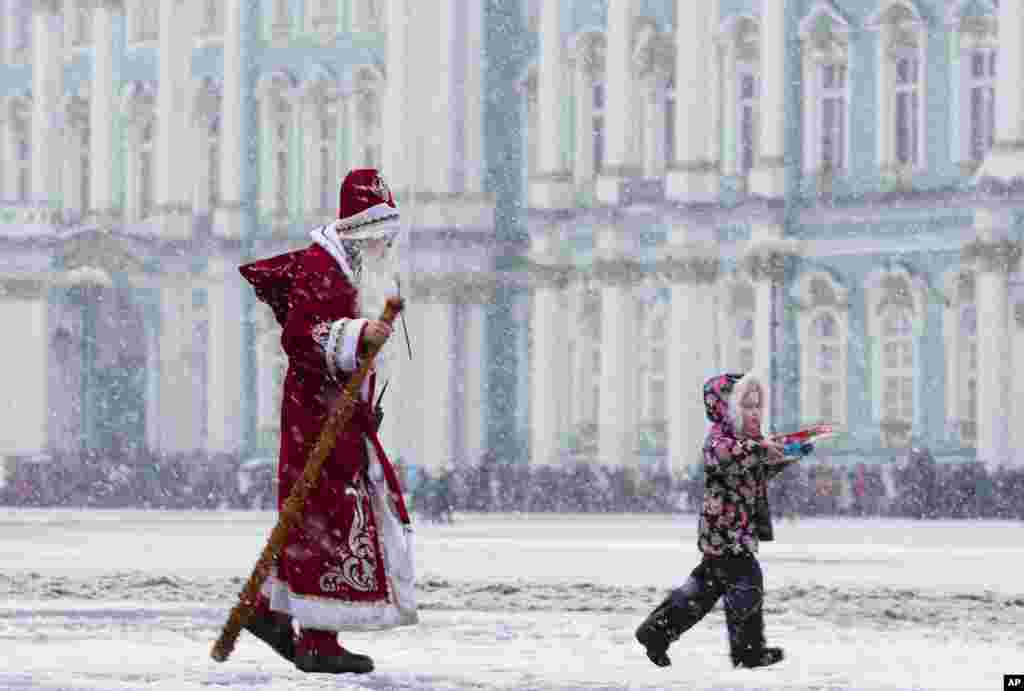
[294,648,375,674]
[732,646,784,669]
[243,612,296,663]
[294,629,374,674]
[635,598,684,667]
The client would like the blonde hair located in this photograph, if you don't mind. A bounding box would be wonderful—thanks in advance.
[728,371,767,433]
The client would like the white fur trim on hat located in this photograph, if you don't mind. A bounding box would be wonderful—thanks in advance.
[333,202,401,240]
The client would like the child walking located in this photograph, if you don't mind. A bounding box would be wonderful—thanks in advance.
[635,372,813,669]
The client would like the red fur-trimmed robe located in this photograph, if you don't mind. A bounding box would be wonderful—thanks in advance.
[239,224,417,631]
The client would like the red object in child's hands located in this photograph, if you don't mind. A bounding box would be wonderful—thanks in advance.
[776,424,835,445]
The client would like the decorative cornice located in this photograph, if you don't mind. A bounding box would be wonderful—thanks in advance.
[590,258,646,286]
[961,238,1022,274]
[0,277,47,300]
[743,240,802,283]
[59,229,146,275]
[669,160,720,175]
[652,255,720,285]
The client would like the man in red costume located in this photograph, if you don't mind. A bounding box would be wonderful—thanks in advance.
[238,169,417,674]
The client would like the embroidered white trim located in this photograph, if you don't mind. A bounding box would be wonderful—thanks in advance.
[310,225,357,283]
[261,441,418,631]
[332,203,401,240]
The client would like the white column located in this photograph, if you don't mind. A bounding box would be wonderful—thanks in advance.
[206,258,245,454]
[157,279,202,454]
[30,0,61,206]
[971,212,1017,468]
[529,0,573,208]
[461,0,484,196]
[155,0,191,238]
[1013,309,1024,468]
[573,58,596,187]
[419,299,455,472]
[665,235,719,473]
[214,0,244,239]
[596,228,637,467]
[530,274,568,465]
[463,300,486,463]
[428,1,455,194]
[0,294,48,456]
[979,0,1024,179]
[89,1,118,218]
[596,0,637,205]
[642,74,667,178]
[383,0,409,192]
[748,0,787,198]
[720,36,740,177]
[667,0,719,202]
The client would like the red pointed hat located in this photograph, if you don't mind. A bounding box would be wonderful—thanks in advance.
[333,168,401,240]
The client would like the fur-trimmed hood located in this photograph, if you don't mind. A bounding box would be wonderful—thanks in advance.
[703,371,767,436]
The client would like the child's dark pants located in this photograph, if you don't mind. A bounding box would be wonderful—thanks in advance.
[636,553,766,661]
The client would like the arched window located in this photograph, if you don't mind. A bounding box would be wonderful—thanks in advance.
[130,0,158,42]
[62,94,91,219]
[68,1,92,48]
[638,298,667,453]
[256,71,297,223]
[139,122,155,218]
[199,0,223,37]
[719,15,760,178]
[868,1,928,175]
[8,0,31,63]
[351,0,383,33]
[881,307,914,427]
[800,3,852,179]
[960,304,978,443]
[949,2,998,170]
[570,31,606,190]
[797,274,849,427]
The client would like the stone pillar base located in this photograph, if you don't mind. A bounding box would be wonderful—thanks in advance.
[666,166,719,204]
[528,175,575,210]
[748,162,786,199]
[213,204,246,241]
[975,144,1024,184]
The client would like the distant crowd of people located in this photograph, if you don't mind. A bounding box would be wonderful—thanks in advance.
[2,447,1023,521]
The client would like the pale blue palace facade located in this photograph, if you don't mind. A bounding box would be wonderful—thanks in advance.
[0,1,1021,483]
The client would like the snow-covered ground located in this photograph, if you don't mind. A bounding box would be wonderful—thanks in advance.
[1,509,1021,690]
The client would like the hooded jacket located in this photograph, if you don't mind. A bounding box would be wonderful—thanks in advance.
[698,373,795,557]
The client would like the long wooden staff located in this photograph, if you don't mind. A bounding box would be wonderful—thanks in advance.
[211,295,405,663]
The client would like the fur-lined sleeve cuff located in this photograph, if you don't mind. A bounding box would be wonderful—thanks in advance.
[324,318,368,377]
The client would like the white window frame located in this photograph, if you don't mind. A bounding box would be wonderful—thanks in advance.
[869,2,928,175]
[198,0,224,39]
[272,116,290,214]
[569,31,605,189]
[66,1,93,51]
[893,49,922,168]
[7,0,31,64]
[736,310,755,372]
[12,110,30,202]
[959,304,978,444]
[206,116,221,210]
[736,63,758,177]
[138,120,155,219]
[129,0,159,44]
[799,2,853,176]
[966,47,997,164]
[794,270,851,429]
[351,0,383,34]
[592,80,606,175]
[880,306,915,425]
[665,75,676,169]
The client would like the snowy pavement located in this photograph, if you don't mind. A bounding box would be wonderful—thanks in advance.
[1,510,1021,690]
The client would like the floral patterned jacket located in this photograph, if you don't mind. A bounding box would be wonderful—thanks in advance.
[698,373,795,557]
